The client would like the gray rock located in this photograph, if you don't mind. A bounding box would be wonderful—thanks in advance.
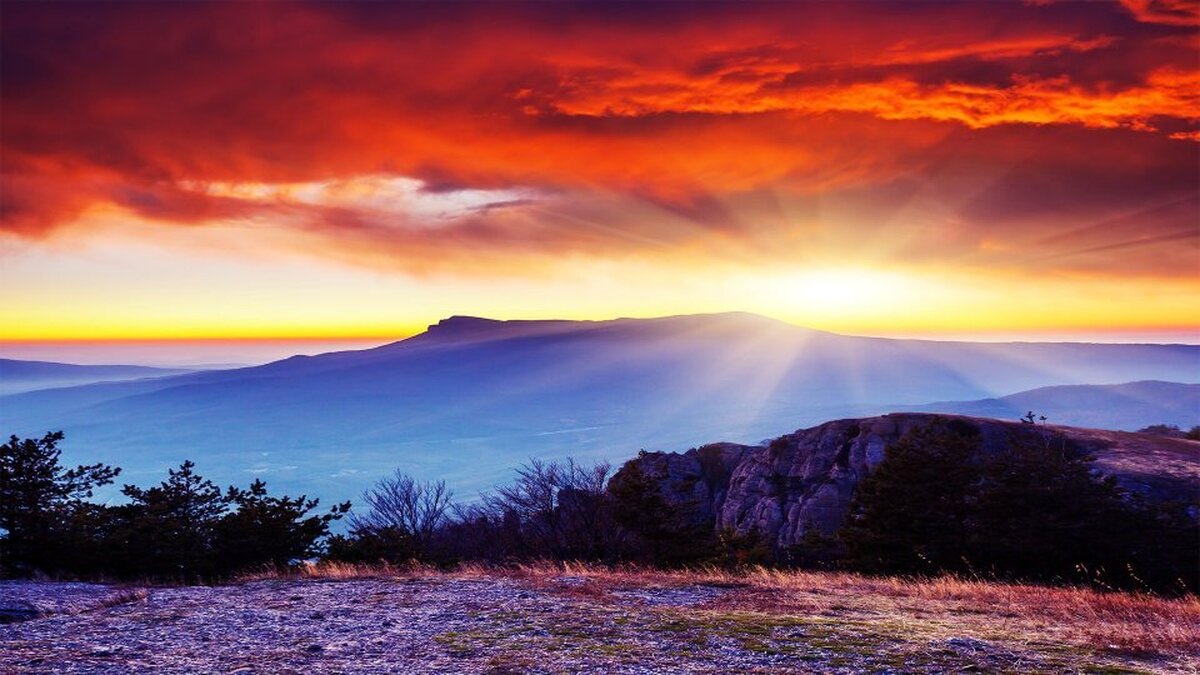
[611,442,749,525]
[0,602,39,624]
[0,581,122,624]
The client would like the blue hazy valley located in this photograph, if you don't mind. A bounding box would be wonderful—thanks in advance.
[2,313,1197,507]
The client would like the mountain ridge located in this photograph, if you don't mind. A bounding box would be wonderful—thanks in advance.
[0,358,190,396]
[2,312,1197,505]
[909,380,1200,430]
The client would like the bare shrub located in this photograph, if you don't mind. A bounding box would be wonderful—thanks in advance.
[350,471,454,558]
[482,458,615,559]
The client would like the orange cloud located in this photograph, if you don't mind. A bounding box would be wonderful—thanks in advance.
[1,1,1196,282]
[1120,0,1200,25]
[547,66,1200,135]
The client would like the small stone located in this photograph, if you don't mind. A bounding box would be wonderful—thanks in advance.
[946,636,989,651]
[0,602,40,624]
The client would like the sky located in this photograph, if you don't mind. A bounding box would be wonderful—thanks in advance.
[2,0,1198,354]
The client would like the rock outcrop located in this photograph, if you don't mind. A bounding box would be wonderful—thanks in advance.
[610,442,751,525]
[618,413,1200,551]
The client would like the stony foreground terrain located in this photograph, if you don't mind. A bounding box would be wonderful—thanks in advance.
[2,566,1197,674]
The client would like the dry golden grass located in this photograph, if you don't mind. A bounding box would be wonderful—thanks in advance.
[536,562,1200,658]
[580,563,1200,659]
[95,588,150,610]
[236,561,414,581]
[91,586,150,612]
[241,560,1200,662]
[235,557,451,578]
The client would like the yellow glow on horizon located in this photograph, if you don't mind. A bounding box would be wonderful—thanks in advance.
[2,245,1196,341]
[768,268,926,318]
[738,267,1198,336]
[2,207,1197,343]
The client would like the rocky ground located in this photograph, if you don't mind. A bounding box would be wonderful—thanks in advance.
[1,567,1196,674]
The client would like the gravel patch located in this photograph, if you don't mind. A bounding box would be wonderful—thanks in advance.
[0,575,1181,673]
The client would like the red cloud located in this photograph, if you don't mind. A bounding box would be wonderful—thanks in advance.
[1121,0,1200,25]
[1,2,1196,278]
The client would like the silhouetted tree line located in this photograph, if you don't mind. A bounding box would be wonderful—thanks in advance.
[328,422,1199,594]
[1138,424,1200,440]
[0,432,348,581]
[327,458,721,567]
[840,421,1199,595]
[3,426,1196,594]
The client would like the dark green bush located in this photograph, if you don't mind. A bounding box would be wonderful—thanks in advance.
[1,432,347,581]
[840,420,1197,594]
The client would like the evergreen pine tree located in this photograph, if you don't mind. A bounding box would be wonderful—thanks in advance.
[0,432,119,576]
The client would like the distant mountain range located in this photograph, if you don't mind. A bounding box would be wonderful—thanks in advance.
[0,359,190,396]
[1,313,1197,504]
[909,381,1200,431]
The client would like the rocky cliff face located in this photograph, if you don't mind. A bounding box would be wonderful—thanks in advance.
[612,442,751,525]
[618,413,1200,551]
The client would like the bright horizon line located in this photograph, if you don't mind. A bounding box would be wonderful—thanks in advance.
[2,311,1198,346]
